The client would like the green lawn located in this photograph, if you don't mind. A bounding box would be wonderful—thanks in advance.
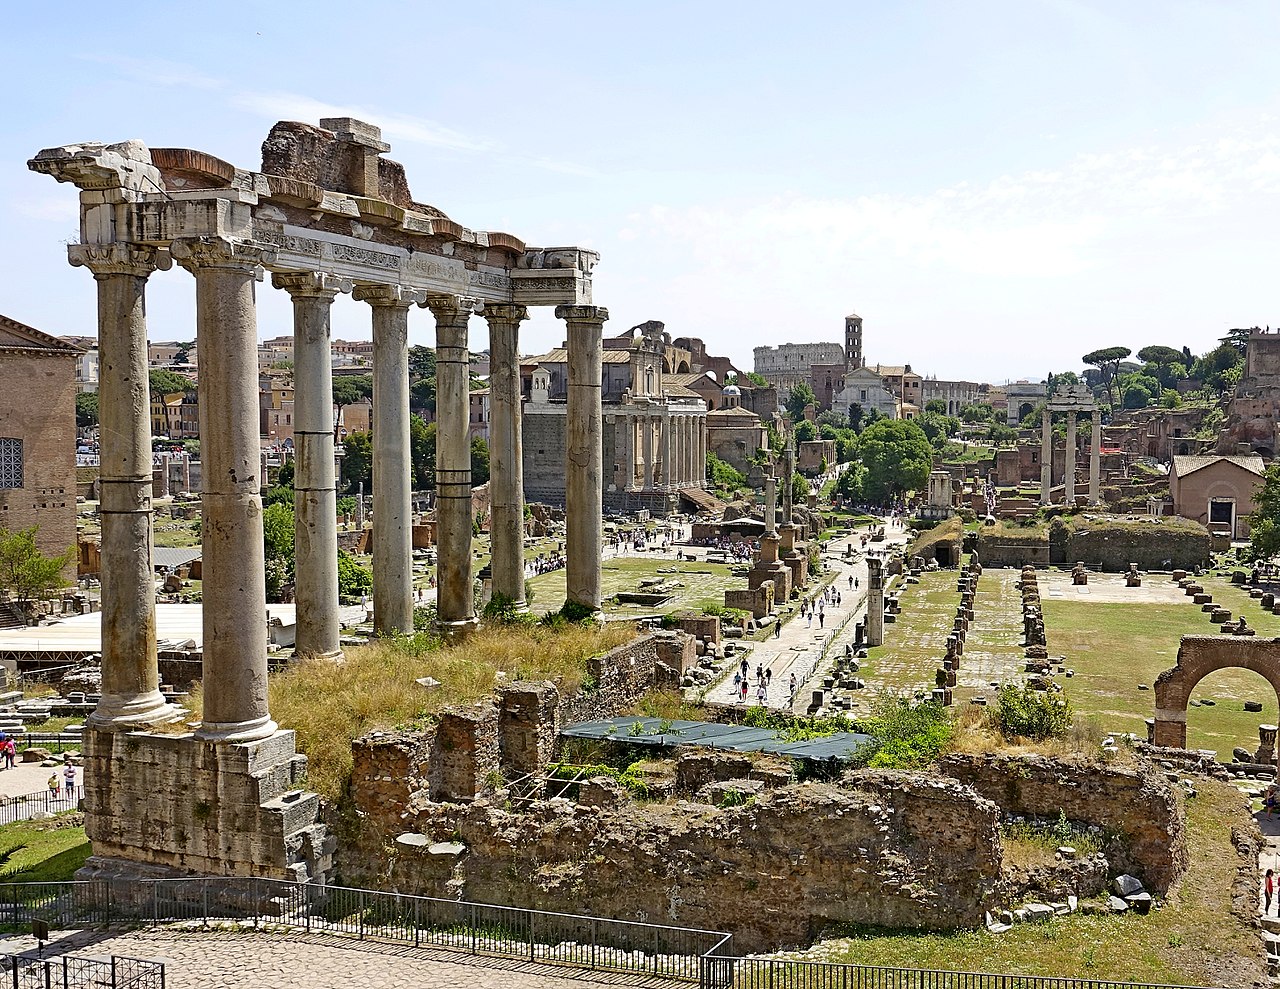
[803,779,1259,987]
[1046,577,1280,758]
[527,557,740,617]
[0,817,89,884]
[860,571,959,696]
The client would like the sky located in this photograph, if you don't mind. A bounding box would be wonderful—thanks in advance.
[2,1,1278,383]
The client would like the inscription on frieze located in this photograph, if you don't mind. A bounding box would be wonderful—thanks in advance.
[256,230,324,257]
[332,243,401,269]
[407,254,458,280]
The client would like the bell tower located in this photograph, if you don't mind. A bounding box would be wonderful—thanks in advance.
[844,313,863,370]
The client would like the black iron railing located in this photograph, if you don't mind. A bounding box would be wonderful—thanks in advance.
[0,787,83,827]
[0,952,163,989]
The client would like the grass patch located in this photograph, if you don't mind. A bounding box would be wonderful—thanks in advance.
[527,558,741,618]
[175,623,637,803]
[800,779,1259,986]
[0,816,89,884]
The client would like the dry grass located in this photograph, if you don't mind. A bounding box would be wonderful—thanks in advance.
[173,623,637,802]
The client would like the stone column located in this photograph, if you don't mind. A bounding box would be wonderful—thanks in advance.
[171,237,276,743]
[275,272,346,660]
[484,304,528,612]
[617,414,634,491]
[1089,412,1102,504]
[1065,411,1077,506]
[867,556,885,646]
[781,442,795,523]
[354,286,418,637]
[641,415,654,489]
[558,305,609,613]
[69,245,176,729]
[1039,409,1052,506]
[429,296,479,636]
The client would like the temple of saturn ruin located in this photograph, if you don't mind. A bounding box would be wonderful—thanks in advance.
[28,117,607,881]
[1038,383,1103,506]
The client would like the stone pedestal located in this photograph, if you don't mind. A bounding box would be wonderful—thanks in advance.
[429,296,478,637]
[559,305,609,613]
[1257,724,1278,765]
[867,556,885,647]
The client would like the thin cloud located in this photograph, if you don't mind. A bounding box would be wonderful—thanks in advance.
[74,54,227,92]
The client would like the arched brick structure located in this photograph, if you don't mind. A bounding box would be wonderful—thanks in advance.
[1153,635,1280,748]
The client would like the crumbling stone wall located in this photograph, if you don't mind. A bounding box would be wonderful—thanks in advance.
[378,771,1002,951]
[1064,520,1210,571]
[939,753,1187,892]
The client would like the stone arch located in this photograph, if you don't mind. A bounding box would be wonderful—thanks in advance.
[1153,636,1280,748]
[676,360,690,373]
[1017,401,1034,421]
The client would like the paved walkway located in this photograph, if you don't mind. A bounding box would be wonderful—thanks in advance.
[0,929,677,989]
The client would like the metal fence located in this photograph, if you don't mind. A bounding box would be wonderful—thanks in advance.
[697,954,1214,989]
[0,878,723,982]
[0,952,163,989]
[0,787,82,827]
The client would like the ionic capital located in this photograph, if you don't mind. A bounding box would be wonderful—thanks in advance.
[425,294,482,325]
[352,284,427,308]
[555,305,609,326]
[170,237,270,274]
[68,243,172,278]
[272,271,353,299]
[481,304,529,326]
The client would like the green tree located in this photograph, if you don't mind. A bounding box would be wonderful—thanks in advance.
[1082,346,1131,410]
[1247,464,1280,561]
[1193,343,1245,396]
[706,453,746,491]
[0,527,74,601]
[1045,370,1080,394]
[743,371,769,388]
[336,550,373,597]
[791,471,808,505]
[958,404,994,424]
[408,345,437,380]
[858,419,933,502]
[834,463,865,501]
[410,416,435,489]
[148,369,196,396]
[261,502,295,603]
[784,382,817,421]
[340,431,373,493]
[918,411,960,448]
[924,399,948,415]
[470,436,490,487]
[332,375,373,440]
[794,420,818,443]
[74,392,99,429]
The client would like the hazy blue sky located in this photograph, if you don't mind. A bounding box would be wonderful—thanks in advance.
[3,1,1278,381]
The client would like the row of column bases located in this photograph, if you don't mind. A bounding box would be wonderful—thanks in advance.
[1039,409,1103,507]
[75,236,609,743]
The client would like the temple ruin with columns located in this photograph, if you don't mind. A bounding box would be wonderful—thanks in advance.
[29,117,610,882]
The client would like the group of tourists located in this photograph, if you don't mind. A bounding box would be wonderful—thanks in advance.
[799,585,843,629]
[733,658,775,705]
[527,553,566,576]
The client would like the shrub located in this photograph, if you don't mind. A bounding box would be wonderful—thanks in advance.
[336,551,372,597]
[992,683,1072,741]
[854,697,955,769]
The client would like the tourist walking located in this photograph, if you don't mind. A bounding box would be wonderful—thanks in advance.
[739,678,749,704]
[4,737,13,770]
[819,611,825,629]
[788,672,797,700]
[63,759,76,796]
[1267,869,1275,915]
[756,681,767,705]
[774,620,782,639]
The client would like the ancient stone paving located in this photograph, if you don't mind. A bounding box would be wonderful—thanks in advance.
[0,930,666,989]
[956,569,1026,698]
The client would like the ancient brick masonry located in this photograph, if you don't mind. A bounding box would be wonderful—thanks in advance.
[381,772,1003,952]
[939,753,1188,893]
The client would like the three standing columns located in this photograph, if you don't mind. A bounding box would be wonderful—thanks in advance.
[558,305,609,613]
[70,245,176,729]
[429,296,479,637]
[171,238,277,743]
[354,286,418,637]
[484,304,529,612]
[275,272,347,660]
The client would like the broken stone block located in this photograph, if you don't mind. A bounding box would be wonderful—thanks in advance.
[1113,874,1144,897]
[1125,891,1152,914]
[1106,895,1129,912]
[1023,903,1054,922]
[1246,701,1264,713]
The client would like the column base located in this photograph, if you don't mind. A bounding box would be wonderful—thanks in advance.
[436,616,479,642]
[88,691,185,731]
[195,715,280,744]
[294,648,345,663]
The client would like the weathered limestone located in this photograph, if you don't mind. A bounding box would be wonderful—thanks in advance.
[70,244,177,729]
[1089,412,1102,504]
[867,556,885,646]
[429,295,478,636]
[1039,409,1052,506]
[559,305,609,612]
[1065,412,1077,505]
[172,237,276,743]
[484,304,529,612]
[275,272,347,660]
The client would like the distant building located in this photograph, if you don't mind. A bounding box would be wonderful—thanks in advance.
[706,386,769,475]
[921,378,986,417]
[469,388,489,443]
[832,366,900,422]
[754,342,846,393]
[1006,381,1047,426]
[0,314,78,577]
[1169,454,1264,539]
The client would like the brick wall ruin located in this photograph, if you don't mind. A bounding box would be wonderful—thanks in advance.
[939,752,1188,892]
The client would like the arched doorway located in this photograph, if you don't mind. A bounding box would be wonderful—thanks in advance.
[1018,402,1034,421]
[1153,637,1280,757]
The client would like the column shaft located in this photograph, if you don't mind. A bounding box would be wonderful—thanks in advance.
[1065,413,1077,505]
[430,297,478,634]
[1039,410,1052,506]
[172,238,276,743]
[559,305,608,612]
[275,273,343,659]
[1089,412,1102,504]
[485,305,528,611]
[356,287,415,636]
[70,246,174,728]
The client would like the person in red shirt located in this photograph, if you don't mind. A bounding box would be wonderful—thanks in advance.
[1266,869,1275,916]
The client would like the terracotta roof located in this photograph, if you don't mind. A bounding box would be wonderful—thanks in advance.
[528,348,633,364]
[0,314,82,353]
[1172,454,1265,477]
